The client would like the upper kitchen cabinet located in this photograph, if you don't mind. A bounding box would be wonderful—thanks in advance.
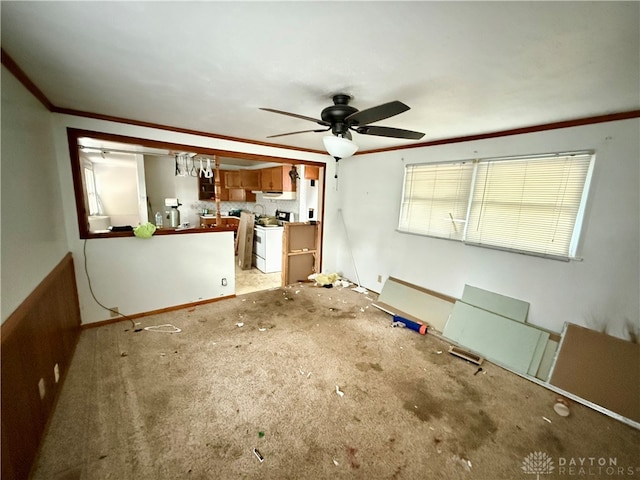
[242,170,261,190]
[224,171,240,188]
[304,165,320,180]
[228,188,256,202]
[261,165,297,192]
[199,170,229,201]
[224,170,261,190]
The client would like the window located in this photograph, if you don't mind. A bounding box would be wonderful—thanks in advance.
[398,152,594,260]
[83,161,100,215]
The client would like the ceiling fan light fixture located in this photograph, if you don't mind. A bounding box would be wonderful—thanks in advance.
[322,135,358,160]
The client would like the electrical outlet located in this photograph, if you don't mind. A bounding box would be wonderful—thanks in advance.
[221,278,227,286]
[38,378,46,400]
[54,363,60,383]
[110,307,119,318]
[377,274,383,283]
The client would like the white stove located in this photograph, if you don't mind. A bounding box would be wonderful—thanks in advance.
[252,211,296,273]
[253,224,284,273]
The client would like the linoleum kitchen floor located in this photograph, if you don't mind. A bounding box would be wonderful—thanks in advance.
[31,283,640,480]
[234,263,281,296]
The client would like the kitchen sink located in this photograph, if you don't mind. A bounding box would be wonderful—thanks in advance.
[255,215,278,226]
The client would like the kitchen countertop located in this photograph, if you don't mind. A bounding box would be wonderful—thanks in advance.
[87,225,236,239]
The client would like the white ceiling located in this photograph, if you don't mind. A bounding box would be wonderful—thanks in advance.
[2,1,638,154]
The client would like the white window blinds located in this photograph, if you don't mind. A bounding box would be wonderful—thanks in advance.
[399,162,473,240]
[398,152,594,260]
[465,154,593,258]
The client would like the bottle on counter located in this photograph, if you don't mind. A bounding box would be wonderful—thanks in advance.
[154,212,163,228]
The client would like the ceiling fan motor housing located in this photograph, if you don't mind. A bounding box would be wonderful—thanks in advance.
[261,93,424,141]
[321,94,358,136]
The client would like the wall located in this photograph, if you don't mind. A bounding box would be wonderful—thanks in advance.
[1,65,69,323]
[79,232,235,323]
[324,119,639,339]
[50,113,328,324]
[172,167,200,226]
[143,154,176,223]
[93,158,141,226]
[1,68,82,479]
[254,191,298,217]
[298,165,323,222]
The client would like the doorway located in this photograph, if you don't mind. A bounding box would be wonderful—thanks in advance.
[234,263,281,295]
[234,164,324,295]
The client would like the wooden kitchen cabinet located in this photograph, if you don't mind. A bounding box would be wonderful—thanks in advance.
[261,165,297,192]
[304,165,320,180]
[200,216,240,228]
[224,170,261,190]
[228,188,256,202]
[224,171,241,188]
[224,169,259,202]
[199,171,228,201]
[240,170,261,190]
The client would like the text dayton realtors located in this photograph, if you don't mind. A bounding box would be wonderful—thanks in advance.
[557,456,638,476]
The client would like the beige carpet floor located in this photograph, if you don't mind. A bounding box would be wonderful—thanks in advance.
[31,283,640,479]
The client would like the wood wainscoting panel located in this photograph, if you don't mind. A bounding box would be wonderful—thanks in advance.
[1,253,82,480]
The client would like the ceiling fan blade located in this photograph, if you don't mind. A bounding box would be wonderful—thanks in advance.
[260,108,330,126]
[345,101,410,126]
[267,128,330,138]
[355,125,425,140]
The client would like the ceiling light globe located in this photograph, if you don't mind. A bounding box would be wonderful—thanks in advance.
[322,135,358,160]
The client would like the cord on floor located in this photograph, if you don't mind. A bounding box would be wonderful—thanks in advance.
[83,239,141,332]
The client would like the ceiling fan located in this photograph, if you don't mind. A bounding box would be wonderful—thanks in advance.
[260,94,425,159]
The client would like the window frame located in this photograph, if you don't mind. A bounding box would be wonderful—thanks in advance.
[397,151,595,261]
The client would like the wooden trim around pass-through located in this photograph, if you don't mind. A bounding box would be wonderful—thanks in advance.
[68,128,322,166]
[56,106,326,155]
[67,127,324,239]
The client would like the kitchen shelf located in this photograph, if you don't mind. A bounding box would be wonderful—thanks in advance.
[198,171,228,201]
[282,222,321,285]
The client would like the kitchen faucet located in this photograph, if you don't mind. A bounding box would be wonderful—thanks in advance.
[254,204,265,216]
